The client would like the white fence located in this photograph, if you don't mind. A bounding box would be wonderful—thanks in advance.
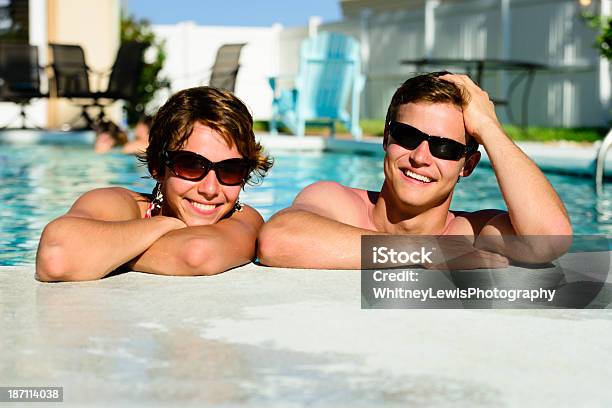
[153,0,607,128]
[151,22,281,120]
[333,0,607,127]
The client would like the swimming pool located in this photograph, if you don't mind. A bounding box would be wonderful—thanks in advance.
[2,141,612,265]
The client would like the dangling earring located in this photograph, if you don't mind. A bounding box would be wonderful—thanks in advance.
[233,197,243,212]
[150,182,164,216]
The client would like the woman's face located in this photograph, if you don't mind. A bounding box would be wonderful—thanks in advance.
[160,122,243,226]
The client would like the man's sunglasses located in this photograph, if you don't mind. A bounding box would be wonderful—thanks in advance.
[388,121,478,161]
[165,150,252,186]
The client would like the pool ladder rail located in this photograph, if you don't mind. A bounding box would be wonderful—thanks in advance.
[595,127,612,195]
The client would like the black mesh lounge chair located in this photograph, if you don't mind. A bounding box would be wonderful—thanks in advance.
[48,43,97,128]
[208,43,246,92]
[0,43,46,129]
[90,41,148,116]
[49,41,148,129]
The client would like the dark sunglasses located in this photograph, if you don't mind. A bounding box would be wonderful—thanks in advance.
[165,150,251,186]
[388,121,478,161]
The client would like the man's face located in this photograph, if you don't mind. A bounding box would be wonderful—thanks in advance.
[383,102,476,212]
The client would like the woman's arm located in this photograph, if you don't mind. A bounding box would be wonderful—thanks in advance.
[36,187,186,282]
[127,205,263,276]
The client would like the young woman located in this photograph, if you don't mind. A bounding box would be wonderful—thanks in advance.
[36,87,272,281]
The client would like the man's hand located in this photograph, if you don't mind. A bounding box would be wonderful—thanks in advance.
[426,236,509,270]
[440,74,504,145]
[439,74,573,243]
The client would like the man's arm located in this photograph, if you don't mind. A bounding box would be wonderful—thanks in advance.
[442,74,572,262]
[258,181,384,269]
[258,183,509,270]
[127,205,263,276]
[36,188,186,282]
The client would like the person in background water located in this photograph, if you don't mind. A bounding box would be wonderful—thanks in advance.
[123,115,153,155]
[94,120,128,154]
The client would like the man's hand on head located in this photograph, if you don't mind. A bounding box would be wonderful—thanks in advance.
[439,74,505,145]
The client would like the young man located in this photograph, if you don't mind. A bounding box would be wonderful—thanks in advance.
[257,73,572,269]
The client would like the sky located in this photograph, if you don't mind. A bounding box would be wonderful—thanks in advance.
[125,0,343,27]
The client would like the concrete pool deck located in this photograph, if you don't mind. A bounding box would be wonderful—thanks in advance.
[2,265,612,407]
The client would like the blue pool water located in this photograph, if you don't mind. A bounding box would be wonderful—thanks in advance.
[2,142,612,265]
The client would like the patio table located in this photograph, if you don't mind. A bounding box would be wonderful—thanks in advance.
[400,58,550,129]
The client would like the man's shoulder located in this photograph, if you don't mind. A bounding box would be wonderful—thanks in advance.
[298,181,366,201]
[293,181,373,226]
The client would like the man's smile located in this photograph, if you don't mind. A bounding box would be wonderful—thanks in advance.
[401,168,434,184]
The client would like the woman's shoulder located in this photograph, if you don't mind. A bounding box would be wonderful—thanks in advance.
[80,186,148,202]
[69,187,150,220]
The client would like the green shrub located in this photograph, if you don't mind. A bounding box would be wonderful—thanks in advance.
[121,14,170,126]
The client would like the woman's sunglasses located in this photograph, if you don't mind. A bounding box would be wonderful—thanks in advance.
[165,150,252,186]
[388,121,478,161]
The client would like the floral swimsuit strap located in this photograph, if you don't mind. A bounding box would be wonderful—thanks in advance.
[144,182,164,219]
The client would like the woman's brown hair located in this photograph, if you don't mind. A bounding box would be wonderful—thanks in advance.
[141,86,272,185]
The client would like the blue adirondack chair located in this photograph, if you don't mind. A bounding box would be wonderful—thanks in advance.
[269,32,365,139]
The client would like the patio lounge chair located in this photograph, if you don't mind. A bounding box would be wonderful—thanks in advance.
[0,43,46,129]
[268,32,365,139]
[48,43,94,127]
[49,41,148,128]
[207,43,246,92]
